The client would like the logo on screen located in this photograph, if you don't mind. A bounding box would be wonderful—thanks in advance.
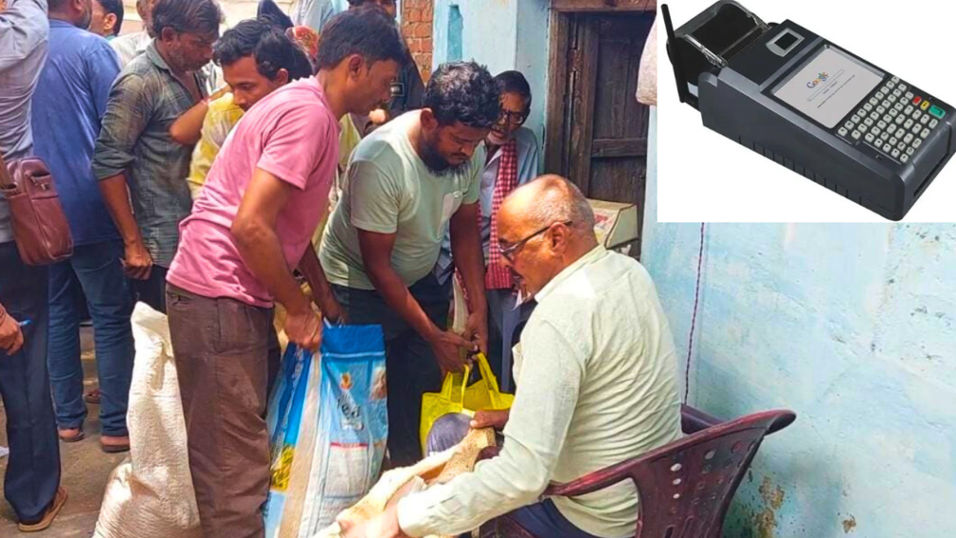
[806,72,830,89]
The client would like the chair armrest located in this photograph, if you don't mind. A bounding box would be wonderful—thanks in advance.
[681,404,721,434]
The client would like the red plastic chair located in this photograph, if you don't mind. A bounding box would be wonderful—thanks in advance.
[481,405,795,538]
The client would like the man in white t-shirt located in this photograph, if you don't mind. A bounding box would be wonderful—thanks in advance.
[319,61,501,466]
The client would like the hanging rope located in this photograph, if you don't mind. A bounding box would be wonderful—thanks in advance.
[683,222,705,404]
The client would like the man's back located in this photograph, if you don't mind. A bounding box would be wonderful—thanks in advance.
[0,0,49,243]
[514,246,682,536]
[32,20,120,246]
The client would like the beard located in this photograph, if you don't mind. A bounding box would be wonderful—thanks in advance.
[419,138,469,177]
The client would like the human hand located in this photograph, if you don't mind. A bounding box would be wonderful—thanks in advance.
[338,502,408,538]
[470,409,510,431]
[315,293,347,325]
[464,310,488,356]
[208,84,232,102]
[368,108,388,125]
[0,311,24,355]
[284,305,322,352]
[428,329,472,374]
[121,240,153,280]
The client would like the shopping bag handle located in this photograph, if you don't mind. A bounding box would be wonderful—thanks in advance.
[471,352,510,408]
[440,364,470,407]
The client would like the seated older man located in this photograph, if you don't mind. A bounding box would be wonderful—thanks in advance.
[343,175,682,538]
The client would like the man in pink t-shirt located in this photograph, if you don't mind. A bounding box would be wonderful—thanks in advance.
[164,8,405,537]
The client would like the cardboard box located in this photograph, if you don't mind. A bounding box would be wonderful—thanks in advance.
[588,199,639,249]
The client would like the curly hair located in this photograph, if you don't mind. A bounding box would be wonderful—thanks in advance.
[424,61,500,128]
[151,0,221,37]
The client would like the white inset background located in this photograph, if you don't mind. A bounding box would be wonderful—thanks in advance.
[657,0,956,222]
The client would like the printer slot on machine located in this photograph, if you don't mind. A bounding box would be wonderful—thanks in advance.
[662,1,955,220]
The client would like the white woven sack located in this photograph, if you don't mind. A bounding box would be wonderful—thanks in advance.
[93,302,201,538]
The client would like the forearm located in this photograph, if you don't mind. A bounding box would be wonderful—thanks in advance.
[169,100,209,146]
[450,217,487,316]
[98,174,142,246]
[397,440,550,536]
[297,242,335,309]
[366,264,439,340]
[233,220,310,314]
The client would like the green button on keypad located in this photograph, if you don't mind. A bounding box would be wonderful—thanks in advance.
[929,105,946,119]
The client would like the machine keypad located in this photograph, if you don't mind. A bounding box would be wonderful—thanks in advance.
[836,76,947,164]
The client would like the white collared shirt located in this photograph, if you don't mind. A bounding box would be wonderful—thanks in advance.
[399,246,682,537]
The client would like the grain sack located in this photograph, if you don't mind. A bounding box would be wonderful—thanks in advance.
[93,303,201,538]
[265,324,388,537]
[318,427,496,538]
[636,18,658,106]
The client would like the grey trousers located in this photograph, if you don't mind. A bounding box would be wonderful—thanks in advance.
[486,288,534,392]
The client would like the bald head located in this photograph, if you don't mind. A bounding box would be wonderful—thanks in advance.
[500,174,596,239]
[495,175,598,296]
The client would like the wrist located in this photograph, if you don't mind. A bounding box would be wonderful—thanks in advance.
[422,324,441,343]
[287,294,313,317]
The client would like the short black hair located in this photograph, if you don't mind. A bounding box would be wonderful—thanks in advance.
[96,0,125,36]
[315,6,407,70]
[151,0,222,37]
[214,19,313,80]
[424,61,500,128]
[256,0,293,30]
[495,70,532,110]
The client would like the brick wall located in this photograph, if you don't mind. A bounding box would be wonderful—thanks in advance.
[401,0,434,82]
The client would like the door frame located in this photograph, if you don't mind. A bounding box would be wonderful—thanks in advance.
[544,0,656,177]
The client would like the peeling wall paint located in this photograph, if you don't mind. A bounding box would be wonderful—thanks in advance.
[642,111,956,537]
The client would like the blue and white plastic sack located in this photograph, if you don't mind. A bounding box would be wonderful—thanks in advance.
[265,323,387,538]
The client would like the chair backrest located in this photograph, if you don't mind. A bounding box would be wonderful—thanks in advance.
[545,409,795,538]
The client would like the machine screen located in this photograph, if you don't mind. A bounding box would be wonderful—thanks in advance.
[773,46,883,128]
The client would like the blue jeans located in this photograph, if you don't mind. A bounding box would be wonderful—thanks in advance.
[0,242,61,522]
[47,240,134,436]
[427,413,601,538]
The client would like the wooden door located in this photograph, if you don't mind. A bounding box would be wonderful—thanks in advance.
[547,10,655,253]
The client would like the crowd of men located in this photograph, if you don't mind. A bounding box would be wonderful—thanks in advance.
[0,0,681,536]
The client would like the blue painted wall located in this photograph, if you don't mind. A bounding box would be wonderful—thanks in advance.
[432,0,549,166]
[642,114,956,537]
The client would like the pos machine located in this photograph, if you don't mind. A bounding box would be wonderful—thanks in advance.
[663,1,955,220]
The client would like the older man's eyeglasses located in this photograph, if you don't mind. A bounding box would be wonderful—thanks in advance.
[498,109,528,126]
[498,221,573,262]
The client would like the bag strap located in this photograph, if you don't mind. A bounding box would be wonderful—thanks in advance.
[473,352,509,407]
[0,152,12,189]
[441,365,470,407]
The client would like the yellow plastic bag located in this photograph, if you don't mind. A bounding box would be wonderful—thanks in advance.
[419,353,514,452]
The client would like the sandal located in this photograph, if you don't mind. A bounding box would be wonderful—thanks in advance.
[18,486,68,532]
[83,388,101,405]
[100,434,130,454]
[57,427,85,443]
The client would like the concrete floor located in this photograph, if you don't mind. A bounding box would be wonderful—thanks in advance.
[0,328,127,537]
